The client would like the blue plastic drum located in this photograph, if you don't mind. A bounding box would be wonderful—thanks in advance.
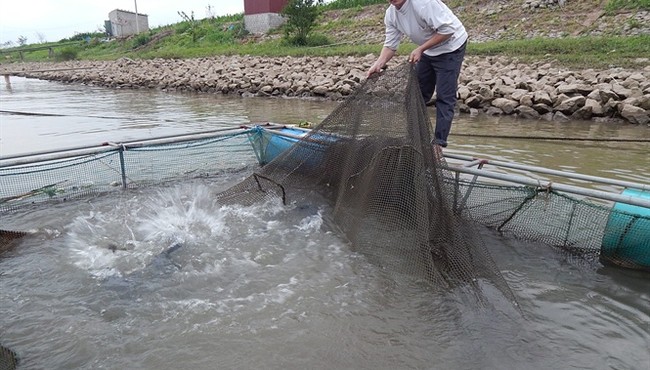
[601,188,650,269]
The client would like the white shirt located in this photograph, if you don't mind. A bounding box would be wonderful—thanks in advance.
[384,0,468,56]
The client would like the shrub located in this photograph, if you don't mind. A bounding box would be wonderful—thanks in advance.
[282,0,324,46]
[306,33,331,46]
[131,33,151,49]
[56,47,78,61]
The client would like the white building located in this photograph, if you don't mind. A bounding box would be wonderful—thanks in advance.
[108,9,149,38]
[243,0,287,35]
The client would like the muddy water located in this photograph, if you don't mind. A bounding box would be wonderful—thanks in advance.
[1,77,649,370]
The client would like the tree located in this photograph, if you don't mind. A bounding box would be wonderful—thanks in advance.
[17,35,27,46]
[281,0,323,46]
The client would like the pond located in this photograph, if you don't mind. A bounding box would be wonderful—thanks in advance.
[1,77,648,370]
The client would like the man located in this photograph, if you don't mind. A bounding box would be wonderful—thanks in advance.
[367,0,468,149]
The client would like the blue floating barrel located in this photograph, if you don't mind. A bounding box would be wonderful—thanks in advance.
[601,188,650,270]
[263,128,304,164]
[256,127,336,168]
[248,126,306,165]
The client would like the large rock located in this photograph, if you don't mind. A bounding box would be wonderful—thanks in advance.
[492,98,519,114]
[571,105,593,120]
[5,55,649,125]
[515,105,541,119]
[532,103,553,114]
[620,104,650,124]
[584,98,605,116]
[553,111,570,121]
[533,90,553,105]
[465,95,483,108]
[555,96,586,114]
[637,94,650,110]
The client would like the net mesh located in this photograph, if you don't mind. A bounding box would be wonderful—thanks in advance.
[0,345,18,370]
[0,132,258,213]
[216,64,518,303]
[454,178,649,270]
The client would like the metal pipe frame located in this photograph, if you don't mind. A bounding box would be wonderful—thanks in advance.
[0,127,252,167]
[444,152,649,192]
[446,165,650,209]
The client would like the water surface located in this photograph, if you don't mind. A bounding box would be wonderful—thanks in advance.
[1,77,649,370]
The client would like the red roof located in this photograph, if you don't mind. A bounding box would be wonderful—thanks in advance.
[244,0,289,15]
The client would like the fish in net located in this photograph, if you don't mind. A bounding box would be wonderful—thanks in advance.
[217,63,518,307]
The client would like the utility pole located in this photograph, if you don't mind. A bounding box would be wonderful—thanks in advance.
[134,0,140,34]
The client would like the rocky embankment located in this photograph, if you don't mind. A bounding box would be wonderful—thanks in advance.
[3,55,650,125]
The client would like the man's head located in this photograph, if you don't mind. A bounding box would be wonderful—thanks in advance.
[389,0,407,9]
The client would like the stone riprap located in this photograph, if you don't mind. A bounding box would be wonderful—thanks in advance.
[2,55,649,125]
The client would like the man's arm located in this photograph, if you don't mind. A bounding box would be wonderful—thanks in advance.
[367,46,397,77]
[408,33,452,63]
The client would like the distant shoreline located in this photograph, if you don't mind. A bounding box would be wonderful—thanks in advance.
[2,56,649,125]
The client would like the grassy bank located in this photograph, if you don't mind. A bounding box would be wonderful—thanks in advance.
[1,0,648,69]
[469,35,650,68]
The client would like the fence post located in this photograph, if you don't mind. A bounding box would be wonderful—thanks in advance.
[118,146,128,189]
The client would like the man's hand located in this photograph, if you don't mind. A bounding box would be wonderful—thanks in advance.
[367,62,384,77]
[367,47,396,78]
[408,48,423,64]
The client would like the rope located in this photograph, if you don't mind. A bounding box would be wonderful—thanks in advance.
[450,133,650,143]
[0,109,176,122]
[4,109,648,143]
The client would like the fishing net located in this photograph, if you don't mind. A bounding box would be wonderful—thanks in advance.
[0,345,18,370]
[216,63,518,305]
[0,230,28,256]
[455,180,650,271]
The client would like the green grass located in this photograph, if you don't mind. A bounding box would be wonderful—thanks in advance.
[605,0,650,11]
[5,34,648,70]
[323,0,386,10]
[467,35,650,68]
[1,4,648,69]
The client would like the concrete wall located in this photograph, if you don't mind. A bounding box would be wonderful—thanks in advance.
[244,13,286,35]
[108,9,149,38]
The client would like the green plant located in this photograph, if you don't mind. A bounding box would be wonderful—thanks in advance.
[323,0,385,10]
[626,18,642,29]
[62,31,105,43]
[57,47,78,61]
[282,0,324,46]
[177,11,200,42]
[605,0,650,12]
[306,33,331,46]
[131,33,151,49]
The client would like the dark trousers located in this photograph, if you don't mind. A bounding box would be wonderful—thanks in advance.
[416,42,466,147]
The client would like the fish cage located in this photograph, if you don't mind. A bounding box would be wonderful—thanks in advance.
[2,123,649,273]
[0,126,261,214]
